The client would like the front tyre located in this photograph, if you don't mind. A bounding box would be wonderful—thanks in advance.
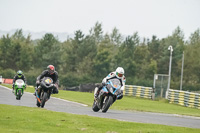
[41,92,48,108]
[16,90,22,100]
[102,95,113,113]
[92,100,100,112]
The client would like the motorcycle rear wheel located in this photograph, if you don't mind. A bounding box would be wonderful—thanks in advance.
[36,100,40,107]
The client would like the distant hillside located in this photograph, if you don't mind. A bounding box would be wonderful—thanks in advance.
[0,29,73,42]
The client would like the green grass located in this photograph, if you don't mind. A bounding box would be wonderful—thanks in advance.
[0,104,200,133]
[2,84,200,117]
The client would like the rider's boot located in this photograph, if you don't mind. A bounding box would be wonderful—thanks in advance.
[48,93,51,99]
[52,87,58,94]
[94,84,103,99]
[94,89,100,99]
[12,84,14,93]
[34,87,40,96]
[94,91,99,99]
[33,87,37,96]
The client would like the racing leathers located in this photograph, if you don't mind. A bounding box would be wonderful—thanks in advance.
[96,72,126,100]
[36,70,59,94]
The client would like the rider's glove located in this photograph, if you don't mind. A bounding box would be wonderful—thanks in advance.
[50,84,54,87]
[102,82,106,86]
[36,80,40,84]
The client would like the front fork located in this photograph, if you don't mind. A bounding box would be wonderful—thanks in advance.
[99,92,109,108]
[36,89,41,103]
[15,88,23,96]
[36,89,51,103]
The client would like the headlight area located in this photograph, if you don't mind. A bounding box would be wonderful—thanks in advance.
[109,87,114,93]
[106,84,113,93]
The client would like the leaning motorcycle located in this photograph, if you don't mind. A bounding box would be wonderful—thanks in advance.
[35,77,53,108]
[14,79,26,100]
[92,78,122,113]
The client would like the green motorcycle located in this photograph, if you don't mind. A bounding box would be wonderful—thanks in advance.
[14,79,26,100]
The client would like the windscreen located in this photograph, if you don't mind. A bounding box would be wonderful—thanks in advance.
[108,78,121,89]
[16,79,24,85]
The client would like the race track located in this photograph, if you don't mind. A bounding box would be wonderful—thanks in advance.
[0,85,200,129]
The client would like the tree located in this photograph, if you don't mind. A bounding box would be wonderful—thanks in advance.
[183,28,200,91]
[89,21,103,44]
[157,26,185,89]
[116,32,139,67]
[189,29,200,45]
[34,33,61,70]
[62,30,85,72]
[93,46,111,79]
[110,27,123,46]
[0,34,12,69]
[147,35,161,61]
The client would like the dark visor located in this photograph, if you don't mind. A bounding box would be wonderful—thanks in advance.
[117,73,123,77]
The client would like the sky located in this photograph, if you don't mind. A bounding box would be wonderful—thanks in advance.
[0,0,200,40]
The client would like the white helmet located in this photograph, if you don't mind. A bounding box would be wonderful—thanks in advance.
[115,67,124,78]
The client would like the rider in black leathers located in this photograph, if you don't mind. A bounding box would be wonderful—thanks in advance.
[35,65,59,96]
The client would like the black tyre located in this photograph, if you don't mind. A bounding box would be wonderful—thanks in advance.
[41,92,48,108]
[16,90,21,100]
[36,100,40,107]
[102,96,113,113]
[92,100,100,112]
[18,90,21,100]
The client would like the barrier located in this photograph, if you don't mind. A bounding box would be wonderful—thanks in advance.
[3,79,13,84]
[124,85,153,99]
[168,89,200,109]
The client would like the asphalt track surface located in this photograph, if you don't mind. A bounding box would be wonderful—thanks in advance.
[0,85,200,129]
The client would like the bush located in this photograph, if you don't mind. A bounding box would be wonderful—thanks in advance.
[182,84,200,92]
[60,74,80,87]
[25,69,43,85]
[134,79,153,87]
[60,73,98,88]
[0,69,16,79]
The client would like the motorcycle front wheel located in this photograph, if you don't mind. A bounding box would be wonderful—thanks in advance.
[102,95,113,113]
[41,92,48,108]
[16,90,21,100]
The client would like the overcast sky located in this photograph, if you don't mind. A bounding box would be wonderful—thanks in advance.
[0,0,199,40]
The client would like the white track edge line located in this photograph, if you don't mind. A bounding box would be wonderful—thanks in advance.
[0,85,88,107]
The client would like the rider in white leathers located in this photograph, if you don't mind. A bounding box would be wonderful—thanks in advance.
[95,67,126,100]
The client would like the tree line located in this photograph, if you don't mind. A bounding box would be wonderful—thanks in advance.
[0,22,200,91]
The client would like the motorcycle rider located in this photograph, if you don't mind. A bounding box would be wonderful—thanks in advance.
[12,70,26,93]
[35,65,59,96]
[95,67,126,100]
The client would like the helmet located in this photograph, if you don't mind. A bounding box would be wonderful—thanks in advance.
[115,67,124,78]
[17,70,23,78]
[47,65,55,75]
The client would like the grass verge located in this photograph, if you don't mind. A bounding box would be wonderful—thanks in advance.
[2,84,200,117]
[0,104,200,133]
